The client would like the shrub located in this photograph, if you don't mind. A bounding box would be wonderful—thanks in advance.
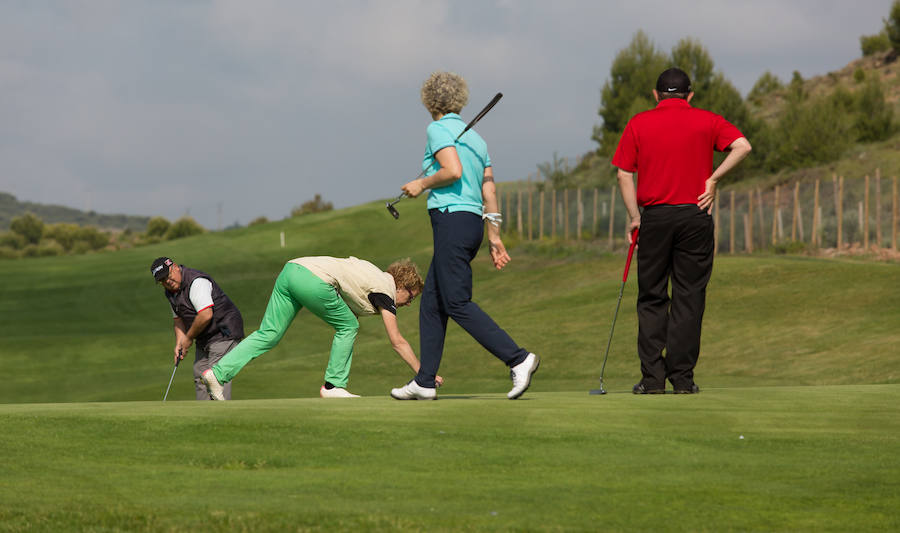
[853,68,866,83]
[884,0,900,53]
[0,231,26,250]
[248,216,269,226]
[43,223,81,251]
[860,31,891,56]
[164,217,205,240]
[9,213,44,245]
[0,245,21,259]
[146,217,171,237]
[855,77,894,141]
[291,194,333,217]
[22,241,64,257]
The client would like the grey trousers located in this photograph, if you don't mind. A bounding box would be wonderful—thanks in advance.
[194,339,238,400]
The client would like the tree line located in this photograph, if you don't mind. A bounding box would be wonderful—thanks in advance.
[0,213,205,260]
[541,2,900,190]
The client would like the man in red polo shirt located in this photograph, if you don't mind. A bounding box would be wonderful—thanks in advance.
[612,68,752,394]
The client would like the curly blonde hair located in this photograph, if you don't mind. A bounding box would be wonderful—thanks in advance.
[421,71,469,118]
[386,258,424,295]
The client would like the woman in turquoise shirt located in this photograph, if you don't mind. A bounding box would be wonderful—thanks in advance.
[390,71,540,401]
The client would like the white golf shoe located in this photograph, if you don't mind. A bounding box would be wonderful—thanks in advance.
[507,352,540,399]
[200,369,226,401]
[390,380,436,400]
[319,385,360,398]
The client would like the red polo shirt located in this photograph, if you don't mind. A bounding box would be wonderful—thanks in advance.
[611,98,743,206]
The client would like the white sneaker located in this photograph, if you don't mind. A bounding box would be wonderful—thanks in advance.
[200,369,226,401]
[508,353,540,399]
[319,385,360,398]
[390,380,436,400]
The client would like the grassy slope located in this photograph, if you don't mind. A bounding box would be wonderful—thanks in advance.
[0,200,898,404]
[1,200,898,531]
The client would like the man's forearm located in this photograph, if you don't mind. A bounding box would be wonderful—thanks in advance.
[710,137,752,183]
[617,169,641,220]
[184,310,212,343]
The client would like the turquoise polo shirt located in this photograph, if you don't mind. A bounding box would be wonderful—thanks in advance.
[422,113,491,215]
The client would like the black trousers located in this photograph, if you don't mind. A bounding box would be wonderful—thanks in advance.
[636,205,714,390]
[415,209,528,388]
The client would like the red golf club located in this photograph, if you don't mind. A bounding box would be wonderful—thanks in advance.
[590,227,639,395]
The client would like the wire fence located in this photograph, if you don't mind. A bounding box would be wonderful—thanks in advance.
[499,171,900,253]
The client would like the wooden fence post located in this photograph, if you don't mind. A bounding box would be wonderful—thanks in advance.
[756,188,765,250]
[517,190,523,237]
[747,191,754,252]
[791,182,799,241]
[564,189,570,241]
[539,190,545,240]
[893,176,898,251]
[729,190,736,254]
[608,186,616,249]
[864,175,870,250]
[772,185,780,246]
[576,188,583,241]
[876,169,882,247]
[551,189,556,239]
[743,214,751,254]
[528,188,533,240]
[837,176,844,249]
[593,188,599,238]
[812,179,820,247]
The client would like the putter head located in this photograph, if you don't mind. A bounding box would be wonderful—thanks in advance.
[589,380,607,395]
[386,202,400,219]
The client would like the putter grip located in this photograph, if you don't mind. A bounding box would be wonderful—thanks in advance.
[623,228,639,282]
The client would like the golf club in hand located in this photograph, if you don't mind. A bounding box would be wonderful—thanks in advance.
[386,92,503,219]
[163,348,183,402]
[591,228,639,395]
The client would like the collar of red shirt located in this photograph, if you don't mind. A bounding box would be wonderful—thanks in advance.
[656,98,691,109]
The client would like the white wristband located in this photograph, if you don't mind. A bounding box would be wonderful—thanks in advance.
[482,212,503,228]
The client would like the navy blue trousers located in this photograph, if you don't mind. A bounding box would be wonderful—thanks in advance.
[414,209,528,388]
[636,205,715,390]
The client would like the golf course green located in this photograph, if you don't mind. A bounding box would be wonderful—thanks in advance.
[0,200,897,531]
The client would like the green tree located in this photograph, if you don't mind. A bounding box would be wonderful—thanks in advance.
[670,38,714,93]
[747,71,783,105]
[884,0,900,53]
[164,217,205,240]
[536,153,573,190]
[145,217,170,237]
[593,30,668,156]
[291,194,334,217]
[9,213,44,245]
[787,71,806,101]
[769,93,855,170]
[43,223,81,251]
[860,31,890,56]
[855,77,894,141]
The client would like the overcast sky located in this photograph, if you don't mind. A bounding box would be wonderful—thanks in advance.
[1,0,894,228]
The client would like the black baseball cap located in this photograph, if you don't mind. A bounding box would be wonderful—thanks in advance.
[151,257,174,281]
[656,68,692,94]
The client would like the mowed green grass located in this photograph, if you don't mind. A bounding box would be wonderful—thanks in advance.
[1,388,897,532]
[0,200,899,531]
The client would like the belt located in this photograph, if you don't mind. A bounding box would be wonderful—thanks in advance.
[642,203,697,210]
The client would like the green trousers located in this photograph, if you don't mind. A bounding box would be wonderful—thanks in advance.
[212,263,360,388]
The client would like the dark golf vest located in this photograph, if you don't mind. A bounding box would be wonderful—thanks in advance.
[165,266,244,349]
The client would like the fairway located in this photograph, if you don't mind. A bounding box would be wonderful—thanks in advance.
[0,386,897,532]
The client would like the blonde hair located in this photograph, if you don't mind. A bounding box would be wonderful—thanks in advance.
[386,258,424,294]
[420,71,469,118]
